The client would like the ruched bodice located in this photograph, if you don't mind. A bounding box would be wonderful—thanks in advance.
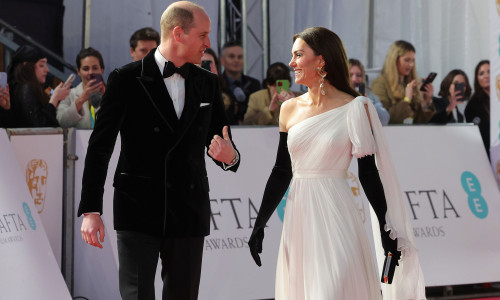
[288,101,353,176]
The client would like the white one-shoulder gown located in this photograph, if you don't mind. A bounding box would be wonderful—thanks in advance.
[275,96,426,300]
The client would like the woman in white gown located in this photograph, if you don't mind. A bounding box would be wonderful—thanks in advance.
[248,27,426,300]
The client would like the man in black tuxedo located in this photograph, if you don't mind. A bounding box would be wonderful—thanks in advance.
[78,2,239,299]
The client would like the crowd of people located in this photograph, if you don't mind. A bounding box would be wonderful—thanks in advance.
[0,28,491,155]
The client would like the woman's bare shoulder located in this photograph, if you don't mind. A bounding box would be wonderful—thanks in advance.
[279,94,301,131]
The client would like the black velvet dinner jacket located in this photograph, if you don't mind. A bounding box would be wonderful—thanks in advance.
[78,49,239,237]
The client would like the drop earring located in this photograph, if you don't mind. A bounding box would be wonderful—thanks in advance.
[317,66,327,96]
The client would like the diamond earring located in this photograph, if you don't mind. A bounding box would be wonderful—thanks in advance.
[317,67,327,96]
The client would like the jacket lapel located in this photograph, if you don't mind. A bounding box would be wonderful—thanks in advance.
[178,64,202,130]
[136,50,178,133]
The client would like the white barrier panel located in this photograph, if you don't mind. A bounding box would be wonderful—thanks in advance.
[382,125,500,286]
[0,129,71,299]
[10,134,64,268]
[73,125,500,299]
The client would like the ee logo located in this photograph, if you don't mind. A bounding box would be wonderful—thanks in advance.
[23,202,37,230]
[461,171,488,219]
[277,188,289,222]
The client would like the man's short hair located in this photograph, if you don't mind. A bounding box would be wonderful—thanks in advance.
[160,2,205,38]
[129,27,160,50]
[221,40,242,54]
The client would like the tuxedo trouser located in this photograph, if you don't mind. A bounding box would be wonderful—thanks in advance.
[117,230,204,300]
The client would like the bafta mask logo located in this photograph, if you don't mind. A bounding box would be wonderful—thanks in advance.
[26,159,48,214]
[347,171,366,223]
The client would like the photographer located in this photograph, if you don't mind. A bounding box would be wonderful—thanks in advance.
[429,69,471,124]
[243,62,295,125]
[57,47,105,129]
[348,58,389,125]
[8,45,70,128]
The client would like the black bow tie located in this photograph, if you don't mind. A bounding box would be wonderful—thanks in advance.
[163,61,189,79]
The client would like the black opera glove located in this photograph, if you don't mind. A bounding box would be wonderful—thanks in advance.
[357,154,401,284]
[248,132,293,267]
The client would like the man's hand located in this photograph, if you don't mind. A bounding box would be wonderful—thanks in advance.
[81,214,105,249]
[208,126,236,164]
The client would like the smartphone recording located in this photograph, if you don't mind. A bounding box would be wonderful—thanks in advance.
[357,83,365,96]
[420,72,437,91]
[276,79,290,94]
[454,82,465,101]
[90,73,103,85]
[63,73,75,88]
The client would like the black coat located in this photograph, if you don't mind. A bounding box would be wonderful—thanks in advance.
[465,92,490,158]
[11,83,59,128]
[78,49,240,237]
[429,97,465,124]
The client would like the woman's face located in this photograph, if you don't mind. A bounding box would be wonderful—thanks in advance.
[349,65,363,87]
[289,38,323,87]
[34,58,49,84]
[477,63,490,90]
[201,52,218,74]
[77,56,103,86]
[396,51,415,77]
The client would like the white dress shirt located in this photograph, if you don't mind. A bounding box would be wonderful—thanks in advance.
[153,49,238,170]
[154,49,185,119]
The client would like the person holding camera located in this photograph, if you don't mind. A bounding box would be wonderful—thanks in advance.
[348,58,389,125]
[371,40,435,124]
[243,62,295,125]
[7,45,70,128]
[57,47,105,129]
[429,69,471,124]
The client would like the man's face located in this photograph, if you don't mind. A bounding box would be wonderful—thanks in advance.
[180,10,211,64]
[221,46,243,74]
[130,40,158,61]
[27,161,48,214]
